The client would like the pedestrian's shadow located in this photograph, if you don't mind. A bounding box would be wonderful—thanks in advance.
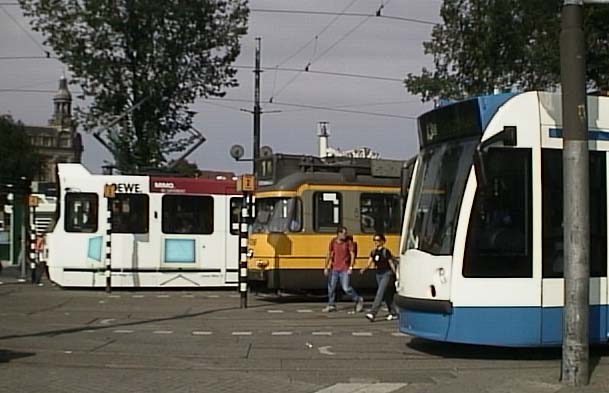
[0,349,35,363]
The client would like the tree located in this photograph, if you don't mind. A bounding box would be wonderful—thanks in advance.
[405,0,609,102]
[0,115,43,186]
[19,0,249,172]
[167,159,200,177]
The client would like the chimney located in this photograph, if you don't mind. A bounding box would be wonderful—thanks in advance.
[317,121,329,157]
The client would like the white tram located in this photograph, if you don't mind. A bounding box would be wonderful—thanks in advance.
[46,164,242,288]
[397,91,609,346]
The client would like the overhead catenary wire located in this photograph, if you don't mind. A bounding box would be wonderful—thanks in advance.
[205,97,416,120]
[270,1,400,101]
[0,88,415,120]
[0,5,52,58]
[269,0,359,101]
[249,8,437,26]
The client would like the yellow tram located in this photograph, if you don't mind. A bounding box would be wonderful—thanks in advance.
[247,154,408,292]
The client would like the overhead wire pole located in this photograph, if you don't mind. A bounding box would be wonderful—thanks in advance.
[253,37,262,176]
[560,0,591,386]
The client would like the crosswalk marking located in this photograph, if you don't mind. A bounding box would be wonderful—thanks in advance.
[232,331,252,336]
[312,331,333,336]
[352,332,373,337]
[314,383,407,393]
[113,330,133,334]
[152,330,173,334]
[267,309,284,313]
[192,331,213,336]
[271,331,293,336]
[132,295,144,298]
[156,295,170,298]
[297,309,313,313]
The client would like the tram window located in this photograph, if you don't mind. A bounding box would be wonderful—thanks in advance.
[230,197,242,235]
[111,194,149,234]
[252,197,302,233]
[542,149,607,278]
[314,192,342,232]
[162,195,213,235]
[65,193,98,233]
[360,194,401,234]
[463,148,532,278]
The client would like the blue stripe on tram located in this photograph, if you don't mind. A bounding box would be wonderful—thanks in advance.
[399,305,608,347]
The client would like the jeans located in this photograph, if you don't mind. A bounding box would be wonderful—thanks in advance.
[369,270,397,316]
[327,270,360,306]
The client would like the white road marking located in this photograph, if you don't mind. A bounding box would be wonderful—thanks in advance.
[99,318,116,325]
[352,332,373,337]
[312,331,332,336]
[108,295,120,298]
[296,309,313,313]
[132,295,144,298]
[318,346,335,356]
[228,294,240,298]
[271,331,293,336]
[182,295,194,298]
[267,309,284,313]
[313,383,407,393]
[232,331,252,336]
[113,330,133,334]
[391,332,409,337]
[156,295,170,298]
[208,295,220,298]
[153,330,173,334]
[192,331,213,336]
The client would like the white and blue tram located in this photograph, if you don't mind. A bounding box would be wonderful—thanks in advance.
[46,164,242,288]
[396,91,609,346]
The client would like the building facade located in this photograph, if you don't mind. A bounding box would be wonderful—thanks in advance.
[25,76,83,185]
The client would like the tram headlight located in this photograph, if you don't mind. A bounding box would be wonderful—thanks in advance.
[247,248,254,258]
[437,267,447,284]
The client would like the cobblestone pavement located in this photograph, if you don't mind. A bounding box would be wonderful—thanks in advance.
[1,275,609,393]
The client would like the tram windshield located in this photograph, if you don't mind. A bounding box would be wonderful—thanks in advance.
[252,197,302,233]
[405,139,477,255]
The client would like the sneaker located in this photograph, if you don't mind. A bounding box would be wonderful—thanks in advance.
[365,313,375,322]
[322,305,337,313]
[355,297,364,313]
[386,313,399,321]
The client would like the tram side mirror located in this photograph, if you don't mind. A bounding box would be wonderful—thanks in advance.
[474,126,517,189]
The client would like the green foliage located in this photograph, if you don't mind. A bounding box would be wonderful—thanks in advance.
[405,0,609,102]
[166,159,200,177]
[0,115,42,184]
[20,0,249,172]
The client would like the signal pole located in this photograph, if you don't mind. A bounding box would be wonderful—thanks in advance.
[253,37,262,176]
[561,0,589,386]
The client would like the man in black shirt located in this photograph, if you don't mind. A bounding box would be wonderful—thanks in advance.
[360,233,398,322]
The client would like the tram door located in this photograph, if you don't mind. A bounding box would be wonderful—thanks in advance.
[540,149,608,344]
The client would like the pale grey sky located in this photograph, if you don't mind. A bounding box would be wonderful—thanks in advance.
[0,0,441,174]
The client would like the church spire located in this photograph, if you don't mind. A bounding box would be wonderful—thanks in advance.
[50,75,72,128]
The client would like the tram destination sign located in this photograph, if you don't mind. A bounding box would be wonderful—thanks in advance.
[418,99,483,148]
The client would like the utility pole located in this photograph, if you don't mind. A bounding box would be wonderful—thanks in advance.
[253,37,262,176]
[561,0,589,386]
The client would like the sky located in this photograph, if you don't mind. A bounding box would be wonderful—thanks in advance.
[0,0,441,175]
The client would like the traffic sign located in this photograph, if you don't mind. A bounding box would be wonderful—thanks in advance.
[237,175,256,192]
[103,183,117,198]
[28,195,39,207]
